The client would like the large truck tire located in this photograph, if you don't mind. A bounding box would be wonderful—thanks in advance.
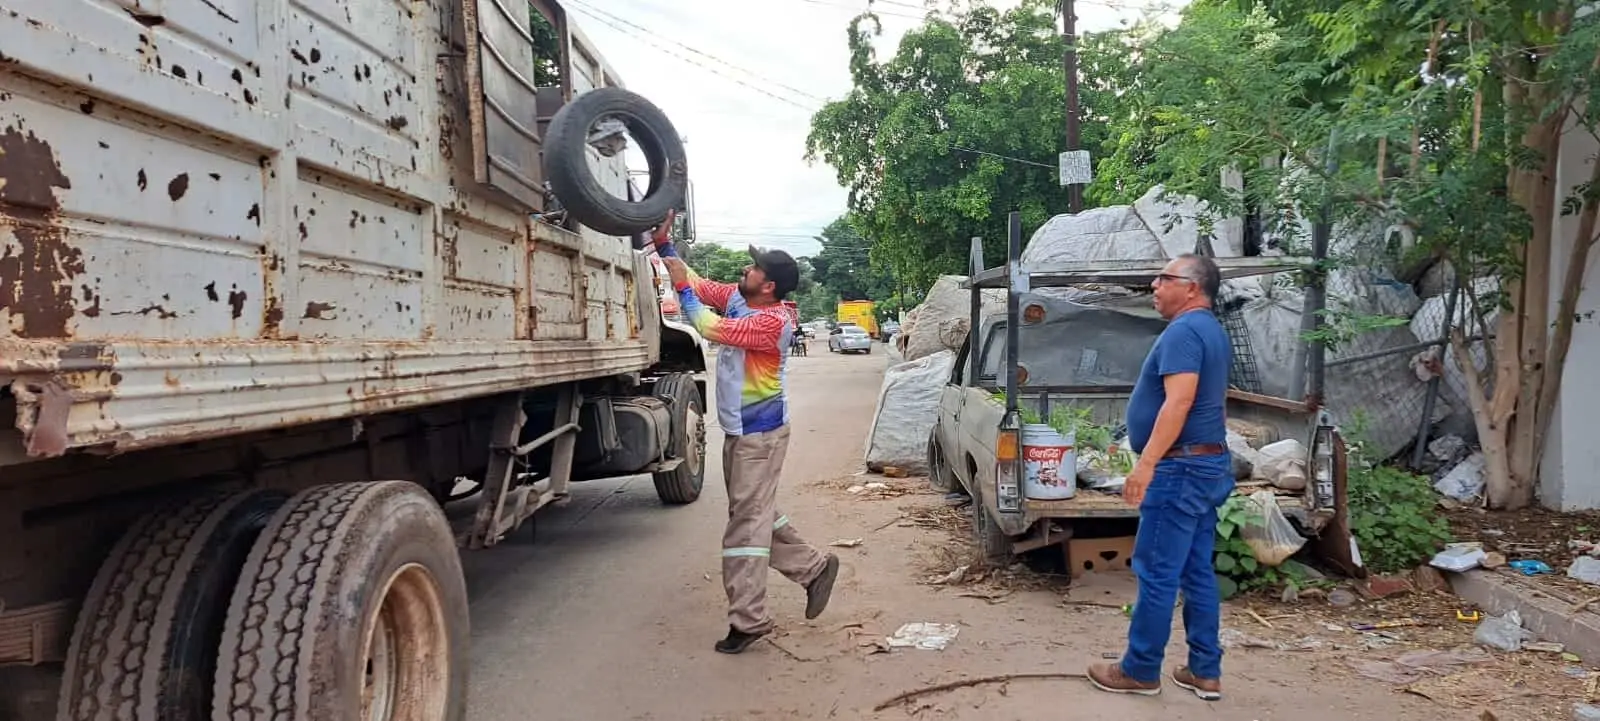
[57,488,289,721]
[211,482,468,721]
[544,87,687,237]
[971,494,1013,568]
[651,373,706,505]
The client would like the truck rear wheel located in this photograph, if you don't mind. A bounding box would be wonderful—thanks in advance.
[57,488,289,721]
[971,497,1013,568]
[926,433,960,493]
[651,373,706,504]
[211,482,468,721]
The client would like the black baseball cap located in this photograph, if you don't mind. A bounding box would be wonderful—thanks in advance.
[748,245,800,298]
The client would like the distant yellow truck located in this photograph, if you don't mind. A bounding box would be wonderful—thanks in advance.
[836,300,879,337]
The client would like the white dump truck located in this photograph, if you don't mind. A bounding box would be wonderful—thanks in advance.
[0,1,707,719]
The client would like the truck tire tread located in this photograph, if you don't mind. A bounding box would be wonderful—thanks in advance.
[211,481,468,721]
[57,489,288,721]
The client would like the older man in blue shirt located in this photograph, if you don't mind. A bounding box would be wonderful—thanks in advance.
[1088,253,1235,701]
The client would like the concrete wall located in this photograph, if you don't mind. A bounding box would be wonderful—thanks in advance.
[1540,103,1600,510]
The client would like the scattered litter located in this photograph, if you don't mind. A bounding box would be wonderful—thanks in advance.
[1348,647,1492,684]
[1351,618,1421,631]
[829,538,864,548]
[927,565,971,586]
[1573,540,1600,558]
[1434,452,1487,502]
[1430,545,1488,572]
[1481,552,1507,569]
[881,466,908,478]
[1328,588,1359,607]
[1428,434,1470,464]
[1567,653,1585,664]
[886,622,960,651]
[1509,559,1555,576]
[1572,557,1600,585]
[1473,610,1535,652]
[1456,610,1482,623]
[1216,627,1317,651]
[1525,641,1566,653]
[1576,703,1600,721]
[847,485,866,494]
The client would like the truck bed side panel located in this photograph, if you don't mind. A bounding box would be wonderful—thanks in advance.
[0,0,652,459]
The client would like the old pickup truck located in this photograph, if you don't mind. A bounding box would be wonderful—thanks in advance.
[0,1,707,720]
[928,214,1357,573]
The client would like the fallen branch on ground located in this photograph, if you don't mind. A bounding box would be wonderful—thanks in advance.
[873,672,1088,711]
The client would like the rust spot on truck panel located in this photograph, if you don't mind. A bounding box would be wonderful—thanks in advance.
[0,127,81,338]
[167,173,189,201]
[227,288,247,319]
[303,301,336,319]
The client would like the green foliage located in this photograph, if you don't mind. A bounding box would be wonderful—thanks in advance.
[683,243,747,284]
[807,215,894,302]
[1342,415,1453,573]
[806,0,1141,288]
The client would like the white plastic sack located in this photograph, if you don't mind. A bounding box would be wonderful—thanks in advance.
[1434,452,1487,502]
[1253,439,1308,491]
[1409,277,1501,427]
[1240,490,1307,567]
[901,276,1005,363]
[1239,284,1429,461]
[864,351,957,474]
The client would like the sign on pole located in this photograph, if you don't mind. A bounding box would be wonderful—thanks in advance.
[1058,150,1092,187]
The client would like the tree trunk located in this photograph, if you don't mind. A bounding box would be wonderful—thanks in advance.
[1453,328,1517,507]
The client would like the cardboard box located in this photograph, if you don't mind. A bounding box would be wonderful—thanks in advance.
[1066,536,1136,578]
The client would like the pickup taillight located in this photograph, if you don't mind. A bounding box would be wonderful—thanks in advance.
[995,428,1022,512]
[1310,425,1335,510]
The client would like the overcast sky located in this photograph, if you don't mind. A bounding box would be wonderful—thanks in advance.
[564,0,1178,256]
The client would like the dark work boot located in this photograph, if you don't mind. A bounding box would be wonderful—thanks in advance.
[804,554,840,620]
[714,626,768,654]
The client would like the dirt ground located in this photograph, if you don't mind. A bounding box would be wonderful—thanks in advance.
[462,342,1589,721]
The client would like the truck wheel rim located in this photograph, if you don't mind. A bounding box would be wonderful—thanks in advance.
[362,562,450,721]
[685,408,705,477]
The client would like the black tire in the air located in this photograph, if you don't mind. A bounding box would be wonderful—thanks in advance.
[57,488,289,721]
[211,482,469,721]
[544,87,688,237]
[652,373,707,504]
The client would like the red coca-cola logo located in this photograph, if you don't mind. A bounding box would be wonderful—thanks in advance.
[1023,445,1072,461]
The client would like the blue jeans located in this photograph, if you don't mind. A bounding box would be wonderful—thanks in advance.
[1119,455,1235,683]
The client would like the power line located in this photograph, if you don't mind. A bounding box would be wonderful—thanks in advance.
[562,4,820,111]
[949,144,1055,169]
[566,0,832,102]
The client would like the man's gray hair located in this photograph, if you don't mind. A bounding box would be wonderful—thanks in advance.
[1176,253,1222,304]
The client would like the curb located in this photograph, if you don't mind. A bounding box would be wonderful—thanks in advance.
[1449,569,1600,662]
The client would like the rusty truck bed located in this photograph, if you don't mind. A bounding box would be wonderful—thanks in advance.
[0,1,656,460]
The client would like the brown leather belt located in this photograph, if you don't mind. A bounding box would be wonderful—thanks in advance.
[1164,443,1226,459]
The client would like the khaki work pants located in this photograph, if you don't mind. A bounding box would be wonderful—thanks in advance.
[721,425,827,634]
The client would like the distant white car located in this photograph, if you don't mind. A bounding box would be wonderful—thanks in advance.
[829,326,873,354]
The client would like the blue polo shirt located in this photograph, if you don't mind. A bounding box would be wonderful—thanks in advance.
[1125,309,1231,454]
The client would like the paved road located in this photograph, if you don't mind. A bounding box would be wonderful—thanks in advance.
[462,343,1452,721]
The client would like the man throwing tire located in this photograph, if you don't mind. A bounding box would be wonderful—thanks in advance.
[653,224,841,655]
[1088,253,1234,700]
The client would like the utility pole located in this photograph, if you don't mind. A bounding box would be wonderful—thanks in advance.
[1062,0,1083,213]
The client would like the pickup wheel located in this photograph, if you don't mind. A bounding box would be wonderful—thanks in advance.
[211,482,468,721]
[971,495,1013,567]
[544,87,688,237]
[926,433,960,493]
[651,373,706,504]
[57,488,289,721]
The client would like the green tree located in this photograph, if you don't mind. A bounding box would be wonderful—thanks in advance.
[683,243,747,283]
[807,216,894,302]
[805,0,1140,288]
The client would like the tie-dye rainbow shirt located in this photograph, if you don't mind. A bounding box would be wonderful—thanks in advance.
[673,269,792,436]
